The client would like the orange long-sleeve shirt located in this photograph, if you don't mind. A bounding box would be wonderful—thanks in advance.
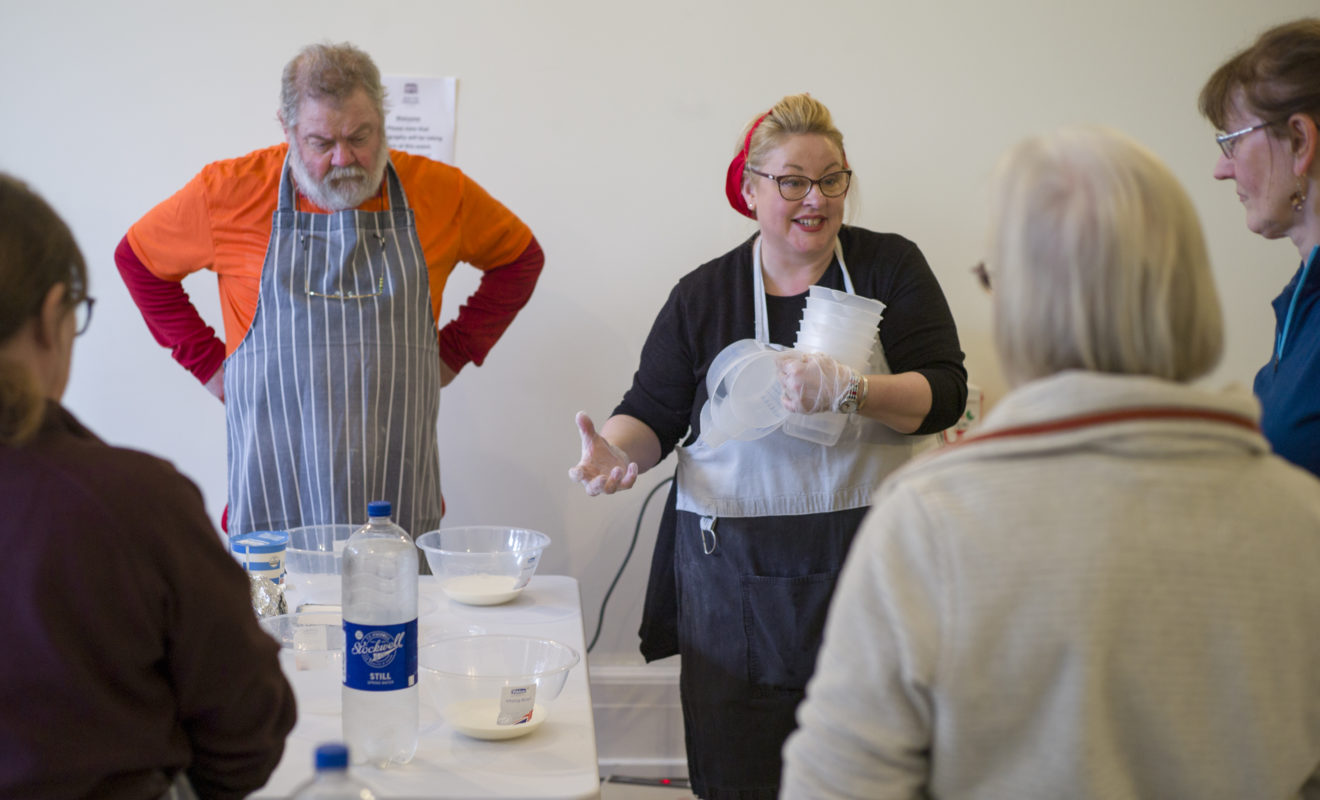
[124,144,539,374]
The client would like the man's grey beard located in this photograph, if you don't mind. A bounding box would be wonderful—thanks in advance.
[287,135,389,211]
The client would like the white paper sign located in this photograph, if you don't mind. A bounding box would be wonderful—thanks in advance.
[382,75,457,163]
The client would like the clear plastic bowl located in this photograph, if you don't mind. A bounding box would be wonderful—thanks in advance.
[415,527,550,606]
[284,524,357,605]
[419,635,579,740]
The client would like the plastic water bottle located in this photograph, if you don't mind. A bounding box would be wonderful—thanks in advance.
[289,742,377,799]
[341,500,419,766]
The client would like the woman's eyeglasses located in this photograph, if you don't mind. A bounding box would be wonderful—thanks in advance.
[746,168,852,201]
[74,296,95,336]
[1215,122,1272,159]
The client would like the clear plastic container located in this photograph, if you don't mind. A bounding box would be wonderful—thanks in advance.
[808,284,887,317]
[341,501,418,767]
[781,412,849,446]
[784,288,886,445]
[804,295,882,326]
[702,340,788,444]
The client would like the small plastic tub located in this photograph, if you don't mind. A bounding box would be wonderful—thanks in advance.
[804,296,883,326]
[807,285,888,317]
[230,530,289,582]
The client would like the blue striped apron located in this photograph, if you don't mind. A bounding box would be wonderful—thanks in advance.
[223,159,442,539]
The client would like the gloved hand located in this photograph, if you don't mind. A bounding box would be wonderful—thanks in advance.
[567,411,639,496]
[777,350,855,414]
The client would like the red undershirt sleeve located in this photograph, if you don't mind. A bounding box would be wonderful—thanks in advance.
[438,235,544,373]
[115,235,226,385]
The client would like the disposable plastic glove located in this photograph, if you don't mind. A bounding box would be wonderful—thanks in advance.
[568,411,639,496]
[777,350,855,414]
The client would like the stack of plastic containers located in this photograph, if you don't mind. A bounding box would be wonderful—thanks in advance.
[783,285,885,445]
[697,339,790,448]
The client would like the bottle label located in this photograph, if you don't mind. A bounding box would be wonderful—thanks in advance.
[343,618,417,692]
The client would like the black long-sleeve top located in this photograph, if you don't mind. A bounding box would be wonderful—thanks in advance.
[614,226,967,458]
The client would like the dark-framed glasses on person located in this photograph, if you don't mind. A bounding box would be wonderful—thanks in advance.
[74,296,95,336]
[746,168,852,201]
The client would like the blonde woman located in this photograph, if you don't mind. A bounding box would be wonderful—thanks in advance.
[569,94,966,798]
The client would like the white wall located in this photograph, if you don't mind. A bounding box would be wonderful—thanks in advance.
[1,0,1311,661]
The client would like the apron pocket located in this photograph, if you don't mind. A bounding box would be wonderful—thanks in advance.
[740,571,838,695]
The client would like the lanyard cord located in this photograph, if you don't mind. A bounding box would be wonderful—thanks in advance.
[1276,244,1319,364]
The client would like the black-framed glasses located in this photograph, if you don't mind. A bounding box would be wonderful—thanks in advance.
[746,167,852,201]
[74,296,95,336]
[971,262,991,292]
[1215,122,1272,159]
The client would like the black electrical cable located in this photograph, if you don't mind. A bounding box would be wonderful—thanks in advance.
[586,474,675,653]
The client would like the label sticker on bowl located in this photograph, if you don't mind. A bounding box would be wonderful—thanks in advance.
[518,554,539,583]
[497,684,537,725]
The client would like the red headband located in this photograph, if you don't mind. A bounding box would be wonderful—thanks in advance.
[725,111,771,219]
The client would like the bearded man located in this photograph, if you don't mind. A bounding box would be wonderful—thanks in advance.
[116,42,543,541]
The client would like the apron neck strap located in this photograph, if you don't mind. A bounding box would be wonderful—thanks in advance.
[752,236,853,343]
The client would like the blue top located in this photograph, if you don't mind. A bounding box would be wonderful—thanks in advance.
[367,500,392,518]
[1254,245,1320,477]
[313,742,349,770]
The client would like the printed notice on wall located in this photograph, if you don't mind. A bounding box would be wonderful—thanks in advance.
[383,75,457,163]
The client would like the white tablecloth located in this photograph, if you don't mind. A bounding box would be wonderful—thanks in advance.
[254,575,600,799]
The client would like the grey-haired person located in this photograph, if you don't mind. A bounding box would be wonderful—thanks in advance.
[782,126,1320,799]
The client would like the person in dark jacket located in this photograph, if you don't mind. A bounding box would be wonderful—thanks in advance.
[0,173,296,800]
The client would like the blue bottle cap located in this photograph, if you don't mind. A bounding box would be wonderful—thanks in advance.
[313,742,349,770]
[367,500,392,518]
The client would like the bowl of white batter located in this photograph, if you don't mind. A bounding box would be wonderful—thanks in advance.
[419,634,578,740]
[415,526,551,606]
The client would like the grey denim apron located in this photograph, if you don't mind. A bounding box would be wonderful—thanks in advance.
[224,159,442,539]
